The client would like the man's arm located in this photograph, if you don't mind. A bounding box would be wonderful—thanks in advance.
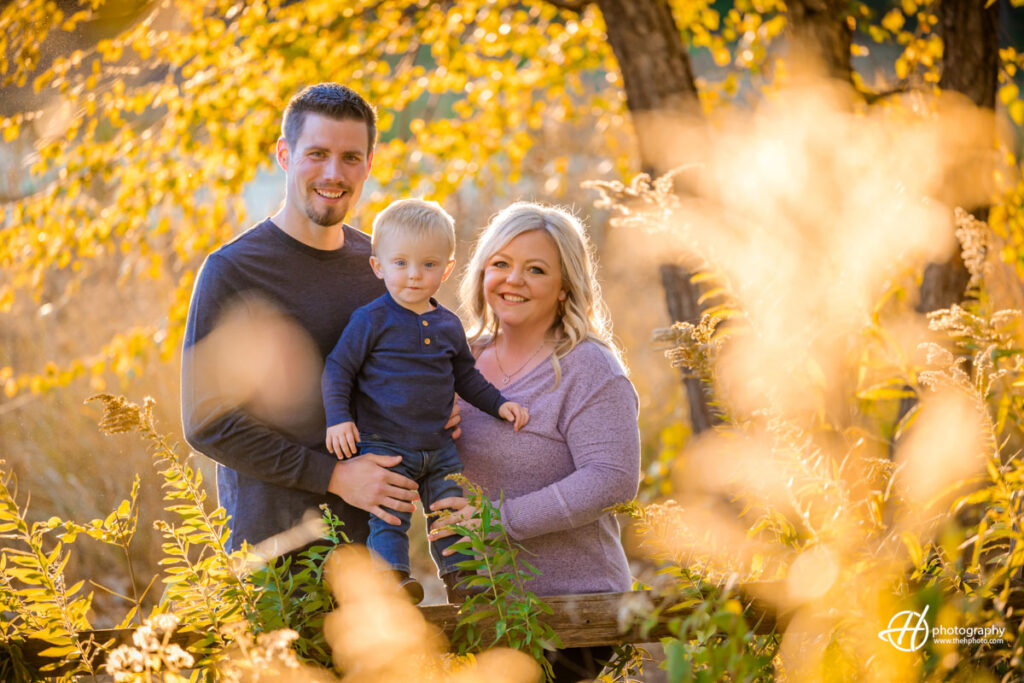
[181,254,418,518]
[181,254,339,492]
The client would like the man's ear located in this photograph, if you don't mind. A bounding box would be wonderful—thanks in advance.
[369,255,384,279]
[441,258,457,282]
[366,149,374,172]
[276,137,290,171]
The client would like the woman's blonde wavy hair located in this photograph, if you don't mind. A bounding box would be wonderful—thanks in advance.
[460,202,623,384]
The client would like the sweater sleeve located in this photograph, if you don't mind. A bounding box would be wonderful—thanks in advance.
[180,253,337,494]
[322,307,376,426]
[499,370,640,541]
[451,328,506,419]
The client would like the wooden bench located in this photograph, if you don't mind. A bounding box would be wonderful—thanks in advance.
[15,590,782,675]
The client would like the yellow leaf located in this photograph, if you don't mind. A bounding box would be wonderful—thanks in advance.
[895,56,909,80]
[701,8,720,31]
[999,82,1020,106]
[1010,100,1024,126]
[882,9,905,33]
[901,0,918,13]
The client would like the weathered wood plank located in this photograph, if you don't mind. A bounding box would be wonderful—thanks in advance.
[15,589,784,674]
[422,590,769,647]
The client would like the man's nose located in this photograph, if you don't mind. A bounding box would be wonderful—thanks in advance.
[322,156,341,180]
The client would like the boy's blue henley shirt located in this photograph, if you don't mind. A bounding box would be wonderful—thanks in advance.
[323,292,508,451]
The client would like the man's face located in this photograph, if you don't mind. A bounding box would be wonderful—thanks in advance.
[278,114,372,228]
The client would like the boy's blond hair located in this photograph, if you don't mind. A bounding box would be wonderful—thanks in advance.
[371,198,456,257]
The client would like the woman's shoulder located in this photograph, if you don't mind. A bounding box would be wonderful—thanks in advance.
[562,339,628,380]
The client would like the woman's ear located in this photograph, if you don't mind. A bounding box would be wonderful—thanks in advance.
[558,290,567,301]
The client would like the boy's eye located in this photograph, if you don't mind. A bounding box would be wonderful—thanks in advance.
[395,259,406,267]
[425,261,437,268]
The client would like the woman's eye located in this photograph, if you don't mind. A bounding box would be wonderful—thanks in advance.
[490,260,508,268]
[529,266,545,274]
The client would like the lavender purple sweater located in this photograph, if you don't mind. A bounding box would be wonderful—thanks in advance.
[456,340,641,595]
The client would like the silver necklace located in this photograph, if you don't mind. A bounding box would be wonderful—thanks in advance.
[494,339,547,385]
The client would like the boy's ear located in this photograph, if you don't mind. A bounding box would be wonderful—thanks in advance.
[369,255,384,279]
[441,258,456,282]
[275,137,289,171]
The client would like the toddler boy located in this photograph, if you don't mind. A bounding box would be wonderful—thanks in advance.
[322,198,528,604]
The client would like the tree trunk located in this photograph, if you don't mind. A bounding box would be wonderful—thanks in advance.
[918,0,999,313]
[660,265,718,432]
[785,0,852,82]
[593,0,702,177]
[592,0,699,119]
[591,0,719,434]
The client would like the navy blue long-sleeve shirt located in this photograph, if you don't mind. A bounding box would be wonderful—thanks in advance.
[181,219,386,551]
[323,292,508,451]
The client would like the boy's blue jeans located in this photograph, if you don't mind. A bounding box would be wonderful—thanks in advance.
[359,438,471,576]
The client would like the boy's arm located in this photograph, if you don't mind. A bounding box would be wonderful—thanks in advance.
[322,307,376,428]
[450,329,509,419]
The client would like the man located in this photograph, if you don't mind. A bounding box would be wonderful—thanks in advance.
[181,83,427,554]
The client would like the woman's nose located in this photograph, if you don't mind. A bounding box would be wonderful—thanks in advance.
[506,268,525,285]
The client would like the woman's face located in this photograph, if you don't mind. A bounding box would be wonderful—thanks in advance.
[483,229,565,333]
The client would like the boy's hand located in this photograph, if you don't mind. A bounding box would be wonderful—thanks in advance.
[326,421,360,458]
[498,401,529,432]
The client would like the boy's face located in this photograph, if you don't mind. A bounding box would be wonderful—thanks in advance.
[370,232,455,314]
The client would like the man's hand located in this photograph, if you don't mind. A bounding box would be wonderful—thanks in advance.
[328,454,419,525]
[498,401,529,432]
[445,400,462,439]
[326,421,360,458]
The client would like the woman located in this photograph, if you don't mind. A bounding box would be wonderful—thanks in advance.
[429,202,641,681]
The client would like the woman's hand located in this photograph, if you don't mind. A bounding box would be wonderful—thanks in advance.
[429,496,478,556]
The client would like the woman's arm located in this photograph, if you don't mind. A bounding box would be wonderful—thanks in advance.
[499,372,640,540]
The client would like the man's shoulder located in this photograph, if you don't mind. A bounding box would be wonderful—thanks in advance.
[210,220,276,261]
[341,224,373,253]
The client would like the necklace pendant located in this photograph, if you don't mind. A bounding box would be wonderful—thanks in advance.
[502,375,510,385]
